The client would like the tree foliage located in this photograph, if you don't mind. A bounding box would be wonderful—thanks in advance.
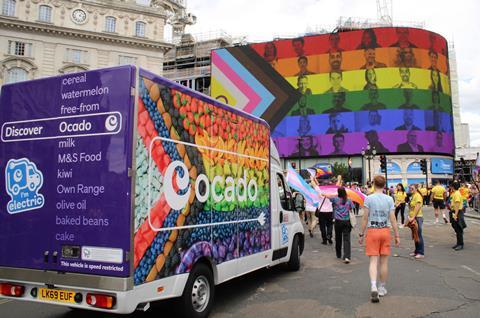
[332,162,349,181]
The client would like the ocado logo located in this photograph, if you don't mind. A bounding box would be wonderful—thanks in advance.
[163,160,258,210]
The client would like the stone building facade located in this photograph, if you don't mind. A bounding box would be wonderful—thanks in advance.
[0,0,181,85]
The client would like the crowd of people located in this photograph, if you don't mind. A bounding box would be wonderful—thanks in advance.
[294,175,476,303]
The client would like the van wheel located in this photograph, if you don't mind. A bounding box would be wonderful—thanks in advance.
[286,235,301,271]
[178,263,214,318]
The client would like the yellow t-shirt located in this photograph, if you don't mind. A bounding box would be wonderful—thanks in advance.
[409,192,423,218]
[451,190,463,210]
[419,187,428,197]
[431,185,446,200]
[394,191,406,205]
[367,186,375,194]
[460,187,469,200]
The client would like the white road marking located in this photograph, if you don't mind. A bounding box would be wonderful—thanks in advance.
[0,299,12,305]
[462,265,480,276]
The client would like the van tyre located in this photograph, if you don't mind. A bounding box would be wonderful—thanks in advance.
[287,235,301,271]
[178,263,214,318]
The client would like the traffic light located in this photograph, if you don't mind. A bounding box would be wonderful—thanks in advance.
[420,159,427,175]
[380,155,387,173]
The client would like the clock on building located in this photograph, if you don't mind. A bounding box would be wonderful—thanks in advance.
[71,9,87,24]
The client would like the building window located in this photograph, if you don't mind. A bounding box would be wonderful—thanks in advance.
[2,0,15,16]
[38,5,52,22]
[6,67,27,83]
[65,48,87,64]
[105,16,116,33]
[8,41,32,57]
[179,79,193,89]
[195,77,211,94]
[135,21,146,37]
[118,55,137,65]
[60,66,88,74]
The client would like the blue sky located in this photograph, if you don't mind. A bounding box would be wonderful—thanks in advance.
[185,0,480,146]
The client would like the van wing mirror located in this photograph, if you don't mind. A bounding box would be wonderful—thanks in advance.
[284,191,293,211]
[294,193,305,212]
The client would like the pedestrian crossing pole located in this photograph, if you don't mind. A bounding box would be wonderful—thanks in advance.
[385,158,388,185]
[380,155,387,186]
[420,159,428,188]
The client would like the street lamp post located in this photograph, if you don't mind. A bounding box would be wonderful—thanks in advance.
[361,144,377,183]
[297,137,303,171]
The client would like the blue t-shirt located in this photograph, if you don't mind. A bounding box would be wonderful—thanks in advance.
[330,197,355,220]
[364,193,395,228]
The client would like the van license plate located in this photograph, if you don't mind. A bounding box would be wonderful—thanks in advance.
[39,288,75,303]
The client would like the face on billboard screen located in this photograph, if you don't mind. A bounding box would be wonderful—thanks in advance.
[212,27,454,157]
[134,72,270,285]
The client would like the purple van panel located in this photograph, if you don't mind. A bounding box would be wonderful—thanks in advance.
[0,66,135,277]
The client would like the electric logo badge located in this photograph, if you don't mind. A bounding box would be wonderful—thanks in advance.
[5,158,45,214]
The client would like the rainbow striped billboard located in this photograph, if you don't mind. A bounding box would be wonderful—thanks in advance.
[211,27,454,158]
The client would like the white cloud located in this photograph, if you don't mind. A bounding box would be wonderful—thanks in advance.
[460,111,480,146]
[186,0,480,145]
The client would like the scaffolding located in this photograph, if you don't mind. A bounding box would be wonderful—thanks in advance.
[336,16,425,31]
[163,30,237,95]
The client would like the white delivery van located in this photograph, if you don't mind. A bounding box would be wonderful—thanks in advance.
[0,66,305,317]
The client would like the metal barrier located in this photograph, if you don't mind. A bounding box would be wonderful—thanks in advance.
[472,194,480,214]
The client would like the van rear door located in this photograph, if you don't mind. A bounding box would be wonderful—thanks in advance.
[0,66,135,278]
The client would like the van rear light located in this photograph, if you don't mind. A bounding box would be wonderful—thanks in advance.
[86,293,115,309]
[0,283,25,297]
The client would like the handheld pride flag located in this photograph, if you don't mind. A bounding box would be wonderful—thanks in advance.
[473,152,480,181]
[317,185,366,207]
[312,163,333,179]
[286,163,321,207]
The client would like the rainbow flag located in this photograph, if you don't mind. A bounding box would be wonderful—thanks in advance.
[286,163,321,207]
[312,163,333,179]
[318,185,366,207]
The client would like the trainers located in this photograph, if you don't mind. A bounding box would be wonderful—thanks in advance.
[344,258,350,264]
[371,290,379,303]
[409,252,416,257]
[378,286,388,297]
[454,245,464,251]
[398,224,404,229]
[415,254,425,259]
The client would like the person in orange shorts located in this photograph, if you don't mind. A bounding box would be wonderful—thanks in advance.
[359,175,400,303]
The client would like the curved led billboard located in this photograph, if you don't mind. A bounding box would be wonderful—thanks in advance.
[211,27,454,157]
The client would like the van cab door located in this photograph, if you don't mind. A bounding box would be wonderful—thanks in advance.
[271,171,295,262]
